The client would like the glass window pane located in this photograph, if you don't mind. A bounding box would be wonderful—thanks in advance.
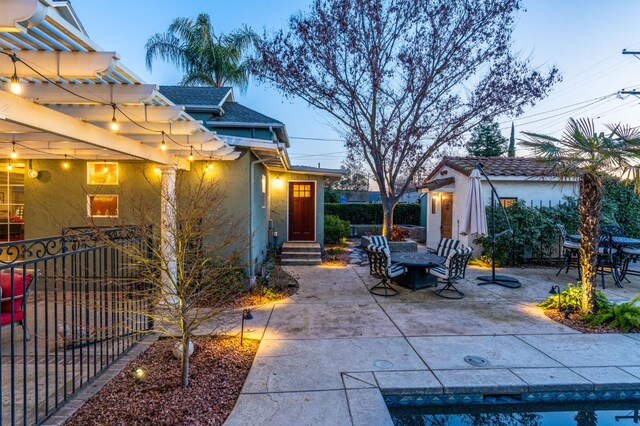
[88,162,119,185]
[88,195,119,217]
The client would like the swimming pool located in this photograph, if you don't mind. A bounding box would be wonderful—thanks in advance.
[389,401,640,425]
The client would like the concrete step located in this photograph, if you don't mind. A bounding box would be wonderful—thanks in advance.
[281,258,322,266]
[281,242,321,253]
[281,251,322,260]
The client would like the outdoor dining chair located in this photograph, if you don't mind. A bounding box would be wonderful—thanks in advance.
[365,244,406,297]
[0,271,34,341]
[555,224,580,277]
[428,237,462,258]
[596,231,622,288]
[370,235,389,250]
[430,247,473,299]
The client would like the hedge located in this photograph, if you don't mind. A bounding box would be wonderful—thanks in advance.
[324,203,420,225]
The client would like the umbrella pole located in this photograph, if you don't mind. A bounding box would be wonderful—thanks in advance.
[476,164,521,288]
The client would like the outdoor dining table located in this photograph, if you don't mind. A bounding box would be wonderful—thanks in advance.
[390,252,445,291]
[568,234,640,246]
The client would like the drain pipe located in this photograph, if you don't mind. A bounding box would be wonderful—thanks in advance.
[249,149,282,286]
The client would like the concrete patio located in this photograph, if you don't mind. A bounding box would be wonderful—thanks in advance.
[224,263,640,425]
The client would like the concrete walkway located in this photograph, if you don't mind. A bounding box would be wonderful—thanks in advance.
[224,263,640,425]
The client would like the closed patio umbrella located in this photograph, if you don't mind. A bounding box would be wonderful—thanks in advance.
[460,168,487,237]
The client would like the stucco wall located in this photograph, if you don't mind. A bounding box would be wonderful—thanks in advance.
[269,172,325,248]
[25,160,162,239]
[424,165,578,255]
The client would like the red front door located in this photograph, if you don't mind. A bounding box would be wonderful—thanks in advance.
[289,182,315,241]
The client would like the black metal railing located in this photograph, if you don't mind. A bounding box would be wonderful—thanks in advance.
[0,226,154,425]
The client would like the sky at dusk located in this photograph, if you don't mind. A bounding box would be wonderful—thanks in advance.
[70,0,640,170]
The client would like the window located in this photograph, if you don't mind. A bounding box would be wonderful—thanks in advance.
[88,195,119,217]
[292,183,312,198]
[87,162,118,185]
[500,197,518,208]
[261,174,267,208]
[0,164,25,242]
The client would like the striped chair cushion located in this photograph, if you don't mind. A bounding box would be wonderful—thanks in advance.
[367,244,393,269]
[436,238,461,258]
[444,246,473,271]
[429,265,447,279]
[388,264,407,278]
[370,235,389,249]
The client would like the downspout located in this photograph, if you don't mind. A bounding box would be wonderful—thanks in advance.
[249,148,282,286]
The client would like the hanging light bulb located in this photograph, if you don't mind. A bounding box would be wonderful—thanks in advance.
[7,162,13,171]
[110,104,119,132]
[10,142,17,159]
[9,54,21,95]
[103,160,109,173]
[160,131,167,151]
[188,146,194,162]
[207,156,214,171]
[62,154,70,170]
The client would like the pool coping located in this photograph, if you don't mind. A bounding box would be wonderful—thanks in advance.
[342,366,640,425]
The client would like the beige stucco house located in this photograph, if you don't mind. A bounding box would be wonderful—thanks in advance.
[420,156,578,253]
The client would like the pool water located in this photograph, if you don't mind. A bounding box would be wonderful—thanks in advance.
[389,401,640,425]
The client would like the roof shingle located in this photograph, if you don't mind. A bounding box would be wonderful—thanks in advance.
[209,102,283,126]
[159,86,232,107]
[425,156,555,182]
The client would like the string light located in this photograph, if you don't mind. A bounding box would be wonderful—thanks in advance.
[207,156,214,171]
[103,160,108,173]
[188,146,194,162]
[110,104,119,132]
[160,131,167,151]
[9,54,21,95]
[63,154,70,169]
[10,142,17,159]
[7,162,13,171]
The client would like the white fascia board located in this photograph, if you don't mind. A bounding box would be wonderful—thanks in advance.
[0,0,45,32]
[90,120,202,135]
[1,51,118,79]
[486,175,576,182]
[0,89,187,168]
[205,121,284,128]
[222,135,280,151]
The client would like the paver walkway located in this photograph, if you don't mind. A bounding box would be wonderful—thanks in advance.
[224,263,640,426]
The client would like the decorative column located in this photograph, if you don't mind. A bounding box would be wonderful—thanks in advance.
[160,167,178,304]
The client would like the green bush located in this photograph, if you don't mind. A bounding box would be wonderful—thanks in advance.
[587,294,640,332]
[538,283,609,313]
[324,215,350,244]
[324,203,420,225]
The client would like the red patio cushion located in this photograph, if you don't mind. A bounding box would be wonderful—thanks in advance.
[0,272,33,314]
[1,311,24,326]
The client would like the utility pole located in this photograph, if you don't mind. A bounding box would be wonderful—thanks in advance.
[621,49,640,95]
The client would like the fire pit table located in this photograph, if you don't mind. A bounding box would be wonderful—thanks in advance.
[390,252,445,291]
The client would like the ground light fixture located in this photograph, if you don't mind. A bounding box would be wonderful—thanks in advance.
[548,285,564,315]
[133,367,146,381]
[110,104,119,132]
[240,309,253,346]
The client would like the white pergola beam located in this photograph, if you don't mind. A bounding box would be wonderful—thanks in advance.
[0,89,188,169]
[0,0,42,33]
[47,104,184,122]
[91,120,202,135]
[1,51,118,79]
[141,140,225,152]
[12,83,158,104]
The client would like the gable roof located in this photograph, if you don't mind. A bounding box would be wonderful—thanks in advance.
[425,156,555,182]
[159,86,232,108]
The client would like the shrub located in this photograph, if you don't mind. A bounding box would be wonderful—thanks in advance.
[390,225,409,241]
[324,203,420,225]
[538,283,609,313]
[324,215,350,244]
[587,294,640,332]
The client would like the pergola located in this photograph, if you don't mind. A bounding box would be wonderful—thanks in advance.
[0,0,240,293]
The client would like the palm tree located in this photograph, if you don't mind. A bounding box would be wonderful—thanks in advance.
[522,118,640,314]
[145,14,259,91]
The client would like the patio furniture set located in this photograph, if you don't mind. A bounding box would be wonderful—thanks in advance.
[556,223,640,288]
[364,236,472,299]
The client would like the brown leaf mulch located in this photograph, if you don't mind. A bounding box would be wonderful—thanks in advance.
[66,336,259,426]
[225,265,298,308]
[543,309,631,334]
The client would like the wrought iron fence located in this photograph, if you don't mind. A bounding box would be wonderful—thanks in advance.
[0,226,154,425]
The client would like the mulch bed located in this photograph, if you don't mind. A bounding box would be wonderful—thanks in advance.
[66,336,259,426]
[322,241,354,267]
[225,265,299,308]
[543,309,637,334]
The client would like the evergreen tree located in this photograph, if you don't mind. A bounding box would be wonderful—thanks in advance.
[466,119,508,157]
[508,122,516,157]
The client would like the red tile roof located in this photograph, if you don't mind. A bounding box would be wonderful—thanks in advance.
[425,156,555,182]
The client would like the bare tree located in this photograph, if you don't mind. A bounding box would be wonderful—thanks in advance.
[332,154,370,191]
[253,0,560,235]
[94,171,246,387]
